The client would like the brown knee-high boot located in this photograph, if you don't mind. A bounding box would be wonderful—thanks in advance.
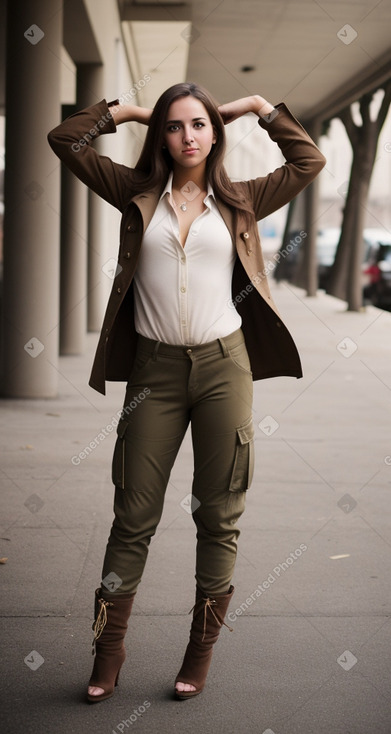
[175,585,234,699]
[87,588,135,703]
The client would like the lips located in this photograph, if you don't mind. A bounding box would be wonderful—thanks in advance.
[182,148,198,153]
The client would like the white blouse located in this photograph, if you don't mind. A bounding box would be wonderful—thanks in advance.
[133,172,241,345]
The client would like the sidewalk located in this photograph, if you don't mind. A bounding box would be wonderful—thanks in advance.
[1,282,391,734]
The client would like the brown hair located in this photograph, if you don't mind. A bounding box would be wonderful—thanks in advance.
[134,82,253,226]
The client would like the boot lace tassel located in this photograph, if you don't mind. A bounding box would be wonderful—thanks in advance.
[189,596,234,642]
[92,596,113,655]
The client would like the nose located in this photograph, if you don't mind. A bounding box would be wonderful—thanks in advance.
[183,126,194,145]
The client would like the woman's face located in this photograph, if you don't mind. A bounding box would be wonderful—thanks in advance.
[163,96,216,171]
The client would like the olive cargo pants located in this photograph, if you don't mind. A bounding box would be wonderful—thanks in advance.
[102,328,254,596]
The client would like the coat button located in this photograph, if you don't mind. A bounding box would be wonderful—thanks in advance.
[240,232,252,254]
[117,287,121,294]
[125,252,131,259]
[127,224,136,232]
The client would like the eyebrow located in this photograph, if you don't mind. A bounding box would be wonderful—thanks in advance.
[166,117,207,124]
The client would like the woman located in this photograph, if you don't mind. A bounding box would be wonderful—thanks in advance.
[48,82,325,702]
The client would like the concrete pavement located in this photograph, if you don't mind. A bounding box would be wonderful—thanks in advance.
[1,281,391,734]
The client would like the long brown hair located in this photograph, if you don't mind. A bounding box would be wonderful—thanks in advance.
[134,82,253,226]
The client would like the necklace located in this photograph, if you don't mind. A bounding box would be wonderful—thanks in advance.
[171,194,188,212]
[172,189,206,213]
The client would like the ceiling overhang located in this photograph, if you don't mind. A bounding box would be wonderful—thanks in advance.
[119,0,391,122]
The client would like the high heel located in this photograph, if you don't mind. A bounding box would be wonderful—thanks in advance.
[175,585,234,699]
[87,588,135,703]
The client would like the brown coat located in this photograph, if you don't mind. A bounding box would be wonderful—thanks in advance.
[48,99,326,395]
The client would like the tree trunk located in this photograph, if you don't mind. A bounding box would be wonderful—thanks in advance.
[347,177,369,311]
[327,84,391,310]
[327,154,371,303]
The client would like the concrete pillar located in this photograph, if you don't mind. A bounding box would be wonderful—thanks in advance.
[77,64,107,332]
[2,0,62,397]
[59,105,88,355]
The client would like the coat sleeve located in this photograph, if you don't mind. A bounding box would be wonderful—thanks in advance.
[47,99,137,211]
[242,103,326,220]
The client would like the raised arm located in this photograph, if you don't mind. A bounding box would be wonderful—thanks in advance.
[218,94,326,220]
[47,99,152,211]
[218,94,275,124]
[108,101,152,127]
[248,103,326,219]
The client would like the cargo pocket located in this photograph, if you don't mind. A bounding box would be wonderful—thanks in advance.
[228,416,254,492]
[111,418,129,490]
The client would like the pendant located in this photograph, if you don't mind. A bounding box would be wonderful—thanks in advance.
[180,203,187,212]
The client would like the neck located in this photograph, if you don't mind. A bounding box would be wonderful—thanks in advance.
[172,163,207,192]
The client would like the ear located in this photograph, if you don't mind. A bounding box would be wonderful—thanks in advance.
[212,126,217,144]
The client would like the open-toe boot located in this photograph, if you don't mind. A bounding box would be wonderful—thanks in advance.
[175,585,234,699]
[87,587,135,703]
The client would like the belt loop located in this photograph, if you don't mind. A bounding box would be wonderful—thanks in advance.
[152,341,160,361]
[218,336,229,358]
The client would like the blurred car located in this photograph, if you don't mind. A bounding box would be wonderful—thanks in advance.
[273,229,304,282]
[273,227,340,287]
[274,226,391,309]
[362,228,391,309]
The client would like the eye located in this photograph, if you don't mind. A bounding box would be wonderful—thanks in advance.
[194,122,205,128]
[167,124,180,132]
